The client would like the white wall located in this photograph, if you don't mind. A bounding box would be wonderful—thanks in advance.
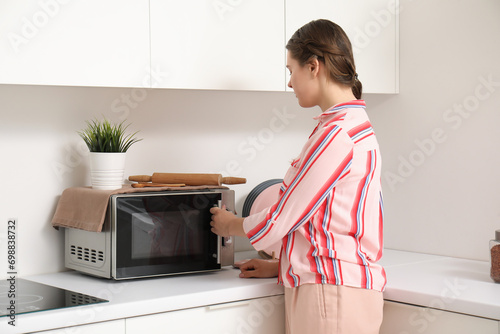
[1,0,499,280]
[368,0,500,261]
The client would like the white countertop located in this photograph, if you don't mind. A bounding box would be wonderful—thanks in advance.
[379,249,500,321]
[1,249,499,333]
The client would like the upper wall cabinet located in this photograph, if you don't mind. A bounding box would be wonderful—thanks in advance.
[0,1,398,93]
[0,0,150,87]
[149,0,285,91]
[286,0,399,94]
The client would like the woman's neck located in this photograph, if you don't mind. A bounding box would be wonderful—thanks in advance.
[318,83,357,112]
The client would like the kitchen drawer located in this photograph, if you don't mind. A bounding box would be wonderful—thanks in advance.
[380,301,499,334]
[32,319,125,334]
[126,295,285,334]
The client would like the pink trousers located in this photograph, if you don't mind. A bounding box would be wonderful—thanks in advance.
[285,284,383,334]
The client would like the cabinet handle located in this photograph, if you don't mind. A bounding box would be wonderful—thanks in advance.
[206,300,251,311]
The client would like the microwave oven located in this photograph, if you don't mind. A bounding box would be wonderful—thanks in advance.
[65,189,235,280]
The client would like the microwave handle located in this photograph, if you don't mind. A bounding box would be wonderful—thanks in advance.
[216,200,222,264]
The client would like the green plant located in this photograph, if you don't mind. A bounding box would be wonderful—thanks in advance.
[78,118,142,152]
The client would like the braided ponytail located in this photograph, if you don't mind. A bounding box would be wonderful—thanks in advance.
[352,75,362,100]
[286,19,362,99]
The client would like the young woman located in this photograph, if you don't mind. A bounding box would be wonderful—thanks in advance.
[210,19,385,334]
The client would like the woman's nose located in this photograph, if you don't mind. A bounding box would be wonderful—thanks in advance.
[287,80,292,88]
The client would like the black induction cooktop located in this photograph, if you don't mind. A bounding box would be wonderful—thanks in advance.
[0,279,108,317]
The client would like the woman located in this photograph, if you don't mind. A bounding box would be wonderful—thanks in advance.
[210,19,385,334]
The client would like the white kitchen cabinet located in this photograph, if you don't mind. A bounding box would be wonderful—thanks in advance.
[33,319,125,334]
[0,1,398,92]
[286,0,399,94]
[380,301,499,334]
[149,0,285,91]
[126,295,285,334]
[0,0,150,88]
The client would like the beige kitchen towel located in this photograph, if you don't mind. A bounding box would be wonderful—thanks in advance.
[51,184,227,232]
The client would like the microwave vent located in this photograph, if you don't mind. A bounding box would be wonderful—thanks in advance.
[70,245,104,263]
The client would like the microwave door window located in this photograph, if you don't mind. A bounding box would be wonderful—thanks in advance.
[131,212,155,259]
[133,210,203,261]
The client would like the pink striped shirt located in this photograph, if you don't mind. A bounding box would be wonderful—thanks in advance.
[243,100,386,291]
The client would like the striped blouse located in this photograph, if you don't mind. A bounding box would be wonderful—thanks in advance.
[243,100,386,291]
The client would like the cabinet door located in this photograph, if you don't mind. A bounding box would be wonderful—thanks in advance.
[126,296,285,334]
[0,0,150,87]
[150,0,285,91]
[286,0,399,94]
[380,301,499,334]
[33,319,125,334]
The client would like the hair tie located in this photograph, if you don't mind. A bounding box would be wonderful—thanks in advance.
[354,73,359,81]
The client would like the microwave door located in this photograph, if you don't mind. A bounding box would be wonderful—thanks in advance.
[111,191,222,279]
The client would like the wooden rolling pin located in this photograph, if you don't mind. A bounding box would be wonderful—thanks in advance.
[129,173,246,186]
[131,183,185,188]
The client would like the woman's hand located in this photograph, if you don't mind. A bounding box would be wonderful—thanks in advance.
[238,259,279,278]
[209,206,246,237]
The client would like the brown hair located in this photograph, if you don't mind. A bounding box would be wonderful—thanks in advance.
[286,19,362,99]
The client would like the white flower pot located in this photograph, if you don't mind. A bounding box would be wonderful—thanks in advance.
[89,152,126,190]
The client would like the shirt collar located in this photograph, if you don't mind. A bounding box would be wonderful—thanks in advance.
[313,100,366,120]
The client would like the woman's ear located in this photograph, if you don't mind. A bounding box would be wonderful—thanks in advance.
[307,57,321,78]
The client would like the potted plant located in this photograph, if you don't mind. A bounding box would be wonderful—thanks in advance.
[78,118,142,190]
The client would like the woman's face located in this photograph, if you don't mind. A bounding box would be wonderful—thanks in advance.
[286,51,319,108]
